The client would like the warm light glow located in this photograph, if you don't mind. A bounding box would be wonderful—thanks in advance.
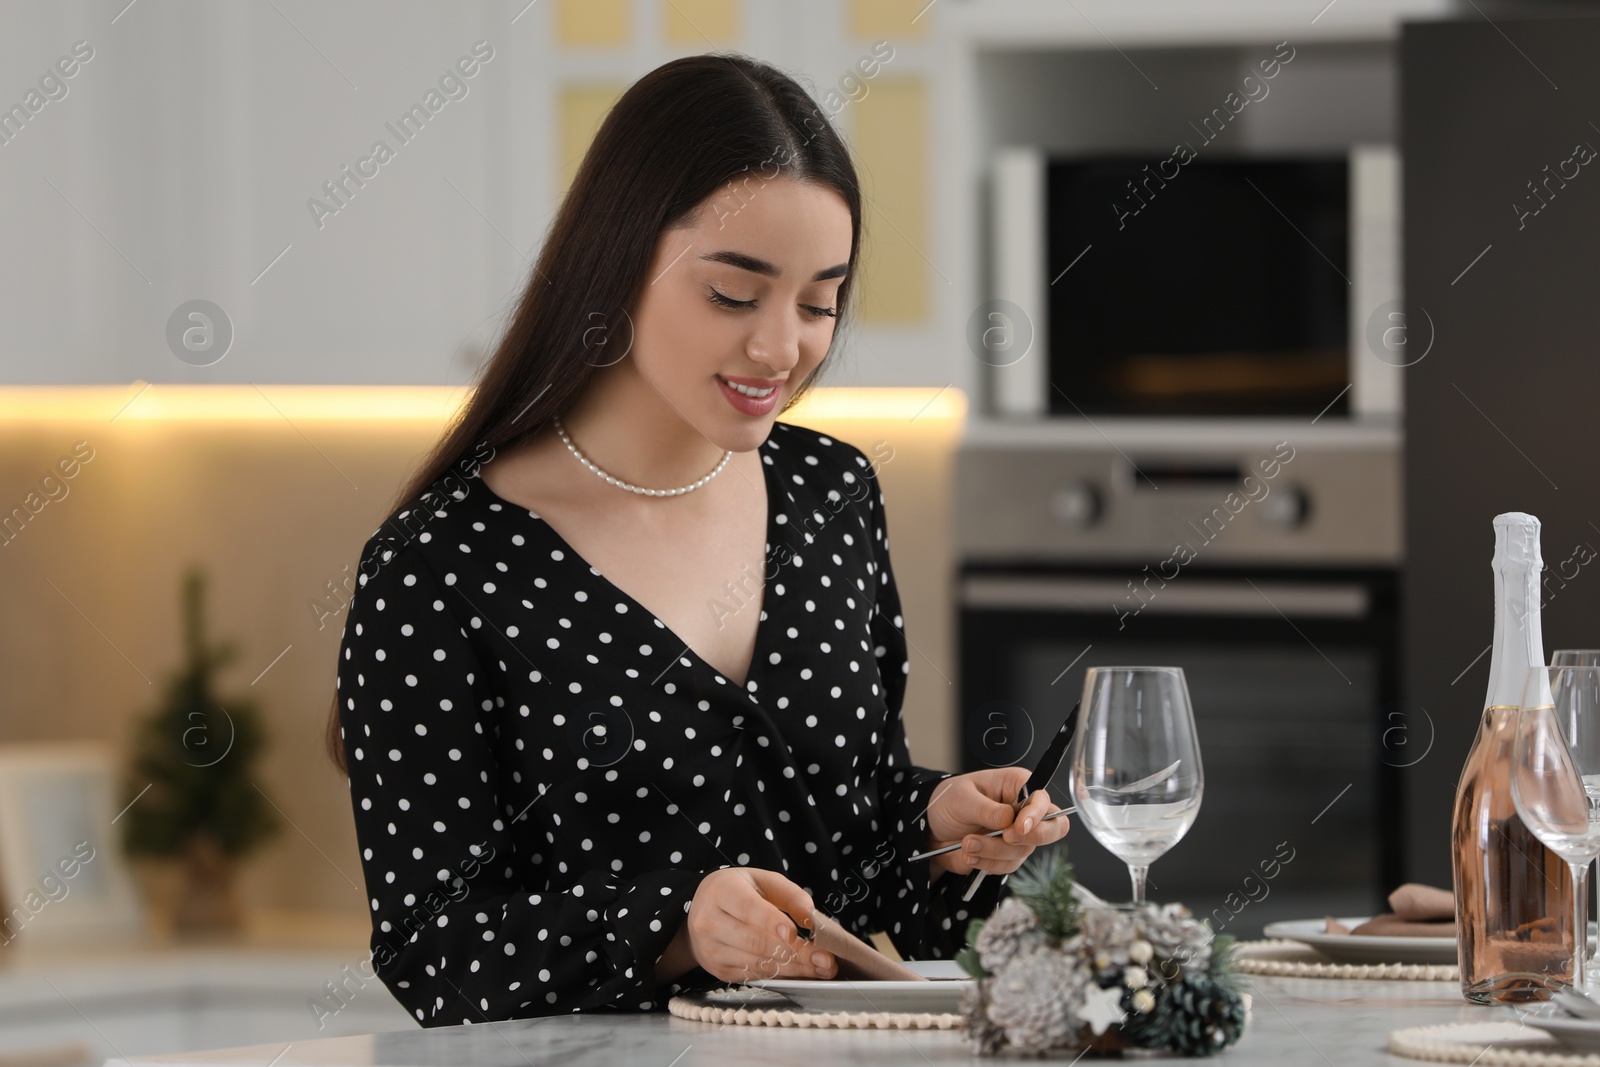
[785,386,966,424]
[0,384,470,422]
[0,384,967,426]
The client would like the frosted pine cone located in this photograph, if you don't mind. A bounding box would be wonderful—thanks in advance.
[1135,903,1212,976]
[1069,906,1139,974]
[961,982,1006,1056]
[975,897,1051,972]
[985,949,1091,1054]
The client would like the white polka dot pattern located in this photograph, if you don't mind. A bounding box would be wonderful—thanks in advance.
[336,422,999,1026]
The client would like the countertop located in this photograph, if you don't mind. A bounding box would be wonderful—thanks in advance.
[104,973,1526,1066]
[0,909,416,1065]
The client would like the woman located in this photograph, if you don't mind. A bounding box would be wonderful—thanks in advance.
[328,53,1067,1026]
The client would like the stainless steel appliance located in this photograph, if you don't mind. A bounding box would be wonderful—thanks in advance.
[955,420,1402,933]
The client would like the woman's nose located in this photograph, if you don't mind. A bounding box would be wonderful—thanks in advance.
[745,308,802,373]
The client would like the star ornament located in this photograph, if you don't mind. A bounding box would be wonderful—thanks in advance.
[1078,983,1128,1036]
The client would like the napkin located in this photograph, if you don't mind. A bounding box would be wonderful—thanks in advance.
[802,911,928,981]
[1326,883,1456,937]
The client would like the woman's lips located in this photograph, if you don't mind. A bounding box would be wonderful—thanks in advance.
[716,374,783,416]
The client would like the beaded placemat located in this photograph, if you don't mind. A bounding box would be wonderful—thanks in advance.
[667,986,963,1030]
[1233,939,1459,981]
[1390,1021,1600,1064]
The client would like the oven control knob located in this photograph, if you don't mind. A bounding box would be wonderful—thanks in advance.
[1260,487,1310,528]
[1049,483,1103,527]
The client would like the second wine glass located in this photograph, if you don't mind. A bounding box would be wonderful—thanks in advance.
[1510,665,1600,994]
[1071,666,1204,904]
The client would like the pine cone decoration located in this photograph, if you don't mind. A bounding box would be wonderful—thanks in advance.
[1070,907,1138,974]
[1137,903,1213,975]
[1165,973,1247,1056]
[955,850,1246,1058]
[975,897,1051,972]
[984,949,1090,1054]
[961,983,1007,1056]
[1116,985,1176,1050]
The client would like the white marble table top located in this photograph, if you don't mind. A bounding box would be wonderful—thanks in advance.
[104,974,1524,1066]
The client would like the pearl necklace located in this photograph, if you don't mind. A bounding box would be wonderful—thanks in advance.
[552,416,732,497]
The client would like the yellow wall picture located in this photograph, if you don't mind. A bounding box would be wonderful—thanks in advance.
[849,0,931,39]
[555,0,631,47]
[663,0,739,44]
[852,77,929,323]
[559,84,627,191]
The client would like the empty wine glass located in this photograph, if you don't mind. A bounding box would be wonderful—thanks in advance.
[1071,666,1204,904]
[1510,665,1600,993]
[1554,652,1600,975]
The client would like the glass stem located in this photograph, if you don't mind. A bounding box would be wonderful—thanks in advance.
[1573,862,1590,994]
[1129,864,1149,905]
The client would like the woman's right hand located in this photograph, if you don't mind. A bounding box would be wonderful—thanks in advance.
[673,868,838,984]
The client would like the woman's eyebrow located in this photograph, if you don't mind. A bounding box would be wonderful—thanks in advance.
[699,249,849,282]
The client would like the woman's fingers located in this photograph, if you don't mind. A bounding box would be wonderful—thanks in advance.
[961,791,1071,873]
[707,913,834,982]
[1002,789,1059,843]
[714,906,798,958]
[749,868,821,931]
[961,832,1031,871]
[925,771,1073,876]
[743,870,836,978]
[711,923,824,982]
[967,778,1025,831]
[689,869,836,984]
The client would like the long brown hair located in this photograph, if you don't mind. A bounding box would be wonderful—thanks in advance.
[326,53,865,771]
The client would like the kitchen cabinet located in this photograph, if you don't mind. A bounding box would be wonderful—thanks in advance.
[1399,12,1600,886]
[1,0,1451,389]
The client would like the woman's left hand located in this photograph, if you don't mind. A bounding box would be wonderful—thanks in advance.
[923,768,1070,878]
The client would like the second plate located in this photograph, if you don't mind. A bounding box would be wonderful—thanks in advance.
[1262,917,1458,965]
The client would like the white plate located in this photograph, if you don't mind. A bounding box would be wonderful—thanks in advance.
[1526,1005,1600,1053]
[1262,917,1458,965]
[746,959,972,1014]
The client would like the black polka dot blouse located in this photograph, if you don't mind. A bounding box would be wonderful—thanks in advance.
[336,421,1001,1025]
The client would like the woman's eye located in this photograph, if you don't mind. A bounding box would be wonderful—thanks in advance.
[708,286,836,320]
[707,286,755,310]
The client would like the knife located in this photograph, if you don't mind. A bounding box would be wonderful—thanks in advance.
[959,700,1080,902]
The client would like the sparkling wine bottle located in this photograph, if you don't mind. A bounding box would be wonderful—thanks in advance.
[1452,511,1574,1003]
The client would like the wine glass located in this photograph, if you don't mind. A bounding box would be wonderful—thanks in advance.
[1509,665,1600,993]
[1071,666,1204,904]
[1553,652,1600,975]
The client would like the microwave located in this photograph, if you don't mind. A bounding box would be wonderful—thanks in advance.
[987,146,1401,419]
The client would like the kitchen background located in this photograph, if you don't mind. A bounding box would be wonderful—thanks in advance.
[2,0,1598,1062]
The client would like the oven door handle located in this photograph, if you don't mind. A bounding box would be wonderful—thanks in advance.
[960,575,1369,618]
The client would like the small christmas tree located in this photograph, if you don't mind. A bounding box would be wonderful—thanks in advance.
[122,567,278,933]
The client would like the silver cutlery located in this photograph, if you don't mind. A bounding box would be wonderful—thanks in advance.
[909,806,1076,862]
[961,701,1081,902]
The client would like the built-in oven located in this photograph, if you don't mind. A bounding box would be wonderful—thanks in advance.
[954,422,1402,936]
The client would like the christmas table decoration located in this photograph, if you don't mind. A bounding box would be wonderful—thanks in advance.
[956,849,1247,1057]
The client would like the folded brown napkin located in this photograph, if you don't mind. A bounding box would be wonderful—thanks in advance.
[1326,883,1456,938]
[802,911,927,981]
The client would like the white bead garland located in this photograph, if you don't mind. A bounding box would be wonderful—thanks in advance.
[552,416,731,497]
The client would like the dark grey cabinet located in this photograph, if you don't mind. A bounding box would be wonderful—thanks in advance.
[1401,13,1600,884]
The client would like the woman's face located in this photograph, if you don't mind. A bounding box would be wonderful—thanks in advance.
[622,177,854,453]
